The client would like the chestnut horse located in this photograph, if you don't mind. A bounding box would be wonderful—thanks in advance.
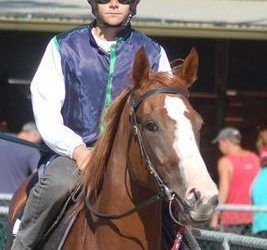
[7,48,218,250]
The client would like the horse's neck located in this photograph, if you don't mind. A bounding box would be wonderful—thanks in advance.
[89,105,162,249]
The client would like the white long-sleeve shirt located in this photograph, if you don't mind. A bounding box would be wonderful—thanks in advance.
[31,35,171,158]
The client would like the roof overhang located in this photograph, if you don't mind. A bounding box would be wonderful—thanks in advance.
[0,0,266,40]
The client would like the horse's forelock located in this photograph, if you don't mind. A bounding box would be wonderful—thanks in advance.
[149,71,189,92]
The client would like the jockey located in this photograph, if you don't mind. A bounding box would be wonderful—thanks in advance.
[12,0,171,249]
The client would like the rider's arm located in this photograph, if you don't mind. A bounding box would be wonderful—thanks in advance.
[158,46,172,73]
[31,38,85,158]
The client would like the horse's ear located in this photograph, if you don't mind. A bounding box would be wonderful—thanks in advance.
[132,47,150,87]
[174,47,198,87]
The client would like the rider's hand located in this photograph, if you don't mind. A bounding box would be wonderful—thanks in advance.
[72,144,92,171]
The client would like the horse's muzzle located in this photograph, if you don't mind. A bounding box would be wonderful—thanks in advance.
[187,194,218,223]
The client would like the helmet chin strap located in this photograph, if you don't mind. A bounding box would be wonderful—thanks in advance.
[122,13,133,28]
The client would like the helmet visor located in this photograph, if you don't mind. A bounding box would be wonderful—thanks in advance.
[96,0,135,4]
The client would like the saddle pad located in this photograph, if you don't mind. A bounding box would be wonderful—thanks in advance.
[40,206,77,250]
[36,186,81,250]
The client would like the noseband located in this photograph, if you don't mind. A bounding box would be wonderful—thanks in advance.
[87,86,189,222]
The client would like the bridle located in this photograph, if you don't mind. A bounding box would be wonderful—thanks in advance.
[130,87,189,198]
[86,86,190,223]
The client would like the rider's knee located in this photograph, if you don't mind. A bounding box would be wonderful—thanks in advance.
[40,156,79,199]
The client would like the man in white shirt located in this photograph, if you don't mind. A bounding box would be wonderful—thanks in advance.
[12,0,171,249]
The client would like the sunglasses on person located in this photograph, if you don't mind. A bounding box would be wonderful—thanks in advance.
[96,0,134,4]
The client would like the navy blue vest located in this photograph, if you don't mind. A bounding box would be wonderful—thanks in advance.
[56,24,161,144]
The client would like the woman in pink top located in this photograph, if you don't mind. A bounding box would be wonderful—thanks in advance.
[210,127,260,234]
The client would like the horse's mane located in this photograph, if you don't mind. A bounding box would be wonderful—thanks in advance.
[76,71,188,212]
[81,85,133,205]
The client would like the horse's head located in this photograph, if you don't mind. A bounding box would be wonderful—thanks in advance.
[128,47,218,225]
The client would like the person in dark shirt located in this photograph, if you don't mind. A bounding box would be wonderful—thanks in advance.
[0,122,41,193]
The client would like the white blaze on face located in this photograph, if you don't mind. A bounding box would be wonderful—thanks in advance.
[164,96,216,199]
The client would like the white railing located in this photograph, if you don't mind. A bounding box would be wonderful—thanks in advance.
[217,204,267,212]
[0,193,12,215]
[0,193,13,201]
[0,207,8,215]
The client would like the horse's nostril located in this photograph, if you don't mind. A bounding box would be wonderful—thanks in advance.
[186,188,202,203]
[210,195,219,207]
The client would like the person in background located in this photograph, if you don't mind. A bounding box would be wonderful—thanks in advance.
[210,127,260,234]
[0,122,41,193]
[256,123,267,159]
[0,120,8,132]
[251,124,267,238]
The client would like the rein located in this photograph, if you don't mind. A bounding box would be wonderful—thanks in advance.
[86,193,163,220]
[87,86,189,221]
[0,132,51,153]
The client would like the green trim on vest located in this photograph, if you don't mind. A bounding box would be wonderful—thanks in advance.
[100,43,117,134]
[105,44,117,108]
[53,36,60,52]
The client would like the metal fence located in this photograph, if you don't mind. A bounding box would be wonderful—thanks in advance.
[0,194,11,250]
[1,196,267,250]
[195,205,267,249]
[215,204,267,235]
[196,229,267,250]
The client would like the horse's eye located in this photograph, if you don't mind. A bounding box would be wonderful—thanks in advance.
[145,122,159,132]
